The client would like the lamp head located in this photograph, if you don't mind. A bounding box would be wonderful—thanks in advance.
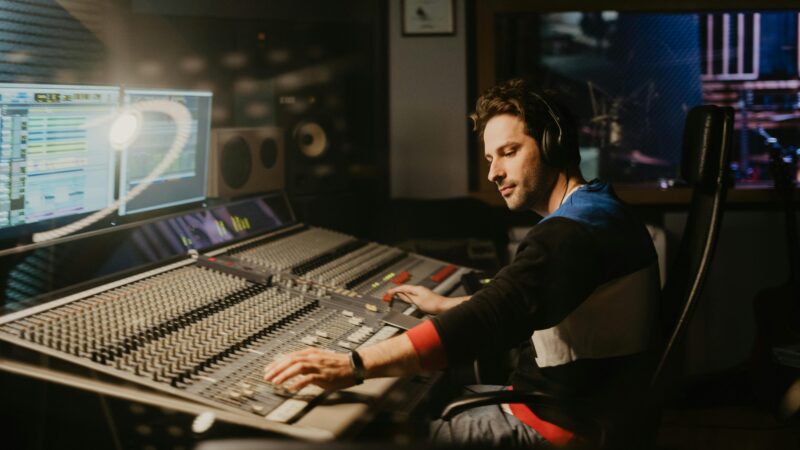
[109,109,142,150]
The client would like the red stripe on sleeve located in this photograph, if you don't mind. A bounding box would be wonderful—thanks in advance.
[405,320,447,370]
[507,387,575,447]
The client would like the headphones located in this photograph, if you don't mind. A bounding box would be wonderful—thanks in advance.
[529,91,580,169]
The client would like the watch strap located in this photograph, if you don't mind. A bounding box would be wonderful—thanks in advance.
[349,350,365,385]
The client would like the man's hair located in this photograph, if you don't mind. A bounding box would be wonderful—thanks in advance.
[470,78,572,145]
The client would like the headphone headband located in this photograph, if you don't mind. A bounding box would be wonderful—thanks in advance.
[528,91,578,169]
[530,91,563,143]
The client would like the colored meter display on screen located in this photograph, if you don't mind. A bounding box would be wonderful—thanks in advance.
[0,83,119,229]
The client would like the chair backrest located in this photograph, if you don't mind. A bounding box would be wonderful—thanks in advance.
[650,104,734,389]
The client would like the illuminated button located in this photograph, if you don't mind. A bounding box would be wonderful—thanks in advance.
[391,271,411,285]
[365,304,378,312]
[342,311,354,317]
[431,264,457,283]
[382,294,392,302]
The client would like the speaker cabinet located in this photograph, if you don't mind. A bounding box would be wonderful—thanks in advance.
[208,127,284,198]
[277,85,362,197]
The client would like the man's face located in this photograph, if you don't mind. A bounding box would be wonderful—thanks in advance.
[484,114,557,212]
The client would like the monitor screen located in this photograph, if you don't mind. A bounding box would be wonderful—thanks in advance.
[119,88,212,215]
[0,83,119,231]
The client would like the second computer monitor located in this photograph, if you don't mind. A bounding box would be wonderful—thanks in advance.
[118,88,212,216]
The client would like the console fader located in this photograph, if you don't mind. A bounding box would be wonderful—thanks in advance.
[0,224,472,441]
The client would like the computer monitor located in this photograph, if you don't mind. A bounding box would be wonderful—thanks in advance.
[118,88,212,216]
[0,83,119,231]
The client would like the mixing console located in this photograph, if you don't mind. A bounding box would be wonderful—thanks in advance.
[232,227,355,272]
[226,226,471,303]
[0,225,472,440]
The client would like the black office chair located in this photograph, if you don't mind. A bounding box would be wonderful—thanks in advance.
[440,105,734,449]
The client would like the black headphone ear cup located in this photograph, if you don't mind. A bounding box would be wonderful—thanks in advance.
[540,124,551,165]
[541,123,564,168]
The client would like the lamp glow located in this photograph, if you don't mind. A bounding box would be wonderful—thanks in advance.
[109,110,141,150]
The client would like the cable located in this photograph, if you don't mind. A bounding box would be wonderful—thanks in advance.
[31,100,192,244]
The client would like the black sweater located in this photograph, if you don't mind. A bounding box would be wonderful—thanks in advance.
[430,180,660,429]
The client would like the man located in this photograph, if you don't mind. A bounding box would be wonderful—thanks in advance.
[264,79,660,447]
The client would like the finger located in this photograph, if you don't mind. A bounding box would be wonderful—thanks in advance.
[394,292,415,305]
[263,355,296,382]
[264,353,310,382]
[386,284,419,296]
[273,361,317,385]
[286,373,320,392]
[385,286,402,296]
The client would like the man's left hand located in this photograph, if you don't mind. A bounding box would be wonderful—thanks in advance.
[263,348,356,392]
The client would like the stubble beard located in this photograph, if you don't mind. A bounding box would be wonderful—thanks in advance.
[504,169,558,213]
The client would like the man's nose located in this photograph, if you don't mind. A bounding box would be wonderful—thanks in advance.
[488,160,505,183]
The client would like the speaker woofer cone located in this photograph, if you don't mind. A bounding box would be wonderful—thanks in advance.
[220,136,252,189]
[294,122,328,159]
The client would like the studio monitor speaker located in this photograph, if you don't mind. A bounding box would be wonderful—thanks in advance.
[285,113,353,196]
[208,126,284,198]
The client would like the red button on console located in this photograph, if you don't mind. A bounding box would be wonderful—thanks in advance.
[431,264,457,283]
[391,271,410,285]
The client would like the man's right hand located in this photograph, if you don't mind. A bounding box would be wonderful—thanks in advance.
[386,285,466,315]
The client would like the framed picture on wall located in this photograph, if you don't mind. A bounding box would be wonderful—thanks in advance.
[402,0,455,36]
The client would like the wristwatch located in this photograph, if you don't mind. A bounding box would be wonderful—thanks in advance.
[349,350,365,385]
